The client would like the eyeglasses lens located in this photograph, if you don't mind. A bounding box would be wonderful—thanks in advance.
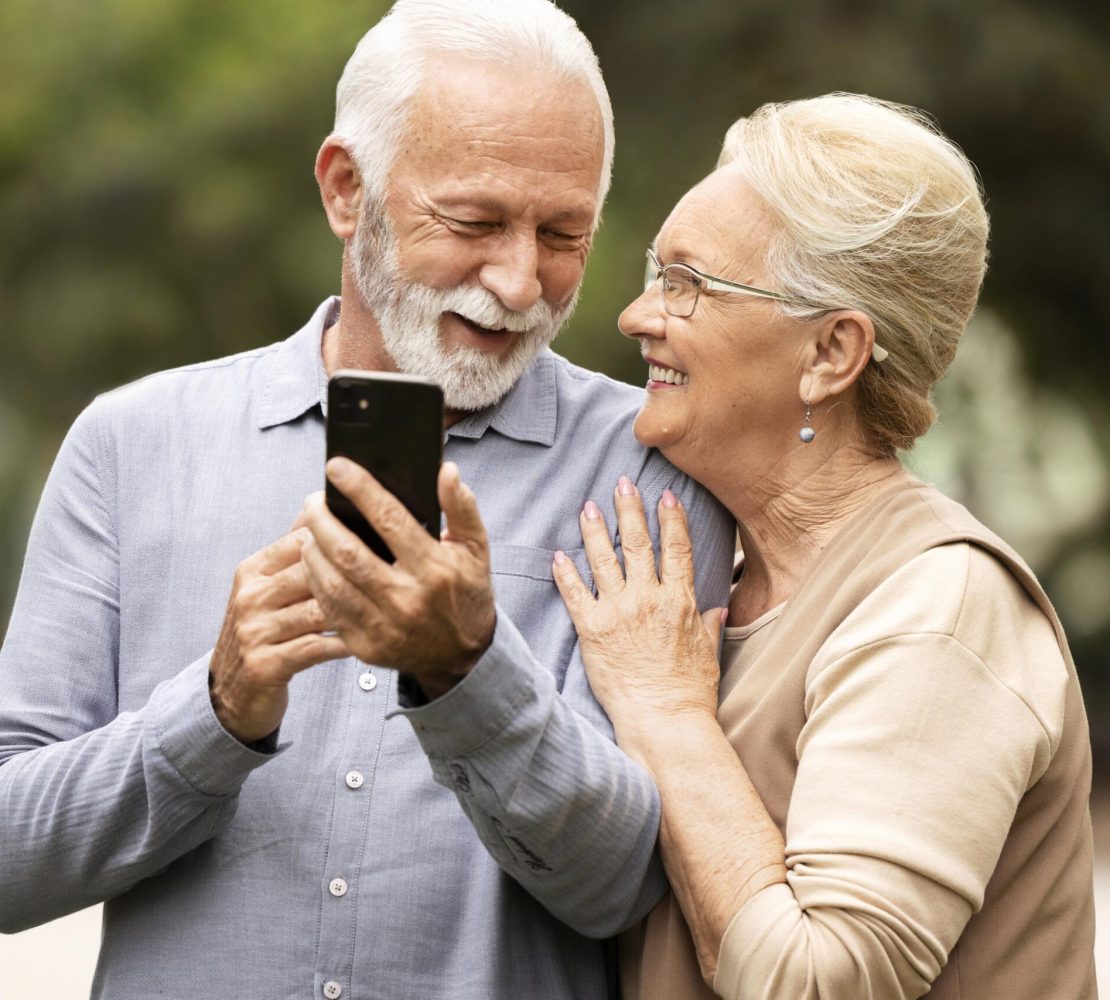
[645,252,700,318]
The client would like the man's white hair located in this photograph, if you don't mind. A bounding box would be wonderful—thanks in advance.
[333,0,614,221]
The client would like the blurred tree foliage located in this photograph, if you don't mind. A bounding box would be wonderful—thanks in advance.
[2,2,1108,746]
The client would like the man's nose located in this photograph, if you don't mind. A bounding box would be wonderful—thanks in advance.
[479,232,543,313]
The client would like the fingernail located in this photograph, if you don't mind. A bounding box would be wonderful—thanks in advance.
[583,500,601,521]
[617,476,636,497]
[327,457,353,480]
[661,489,678,509]
[720,607,729,625]
[553,550,567,565]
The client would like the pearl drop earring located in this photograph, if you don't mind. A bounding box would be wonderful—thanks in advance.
[799,400,815,443]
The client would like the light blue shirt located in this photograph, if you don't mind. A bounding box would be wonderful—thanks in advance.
[0,298,735,999]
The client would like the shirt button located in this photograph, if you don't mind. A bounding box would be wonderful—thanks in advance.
[323,981,343,999]
[345,771,364,790]
[358,671,377,691]
[329,877,348,897]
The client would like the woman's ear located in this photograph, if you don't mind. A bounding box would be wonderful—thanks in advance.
[315,137,363,240]
[800,310,876,405]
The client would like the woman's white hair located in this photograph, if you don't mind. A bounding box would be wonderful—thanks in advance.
[718,93,990,455]
[333,0,614,219]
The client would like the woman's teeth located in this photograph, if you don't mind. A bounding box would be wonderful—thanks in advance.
[649,364,688,386]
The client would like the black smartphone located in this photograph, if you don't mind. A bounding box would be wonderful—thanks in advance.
[325,369,444,562]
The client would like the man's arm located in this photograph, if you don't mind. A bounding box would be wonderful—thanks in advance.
[301,458,734,937]
[0,403,344,932]
[392,612,669,938]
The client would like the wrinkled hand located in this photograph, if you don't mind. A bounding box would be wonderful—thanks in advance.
[210,529,351,744]
[299,458,496,699]
[552,477,725,742]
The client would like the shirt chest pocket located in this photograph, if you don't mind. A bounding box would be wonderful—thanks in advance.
[487,543,597,692]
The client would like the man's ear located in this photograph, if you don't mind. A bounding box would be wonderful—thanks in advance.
[315,137,363,240]
[799,310,876,405]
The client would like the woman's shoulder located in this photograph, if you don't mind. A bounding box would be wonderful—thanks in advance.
[819,542,1068,741]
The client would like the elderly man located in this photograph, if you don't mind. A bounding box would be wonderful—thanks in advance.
[0,1,734,997]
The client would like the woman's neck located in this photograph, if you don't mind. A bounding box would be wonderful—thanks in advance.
[714,446,911,626]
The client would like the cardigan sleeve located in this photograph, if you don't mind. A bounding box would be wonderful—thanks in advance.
[714,543,1067,999]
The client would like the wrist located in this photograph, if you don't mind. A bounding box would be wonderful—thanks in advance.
[409,639,492,701]
[208,671,283,745]
[612,702,720,766]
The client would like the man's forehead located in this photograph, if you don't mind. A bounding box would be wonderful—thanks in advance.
[412,56,601,148]
[387,55,604,220]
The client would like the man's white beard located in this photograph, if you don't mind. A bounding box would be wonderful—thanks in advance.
[351,204,577,412]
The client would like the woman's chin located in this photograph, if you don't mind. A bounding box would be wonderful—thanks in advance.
[633,407,685,455]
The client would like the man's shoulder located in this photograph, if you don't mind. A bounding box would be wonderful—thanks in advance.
[102,342,278,404]
[546,351,644,412]
[87,340,285,430]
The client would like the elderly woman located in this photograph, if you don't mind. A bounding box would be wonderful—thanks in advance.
[552,94,1096,999]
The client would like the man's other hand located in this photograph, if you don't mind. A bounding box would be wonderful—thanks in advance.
[300,459,496,700]
[209,529,351,744]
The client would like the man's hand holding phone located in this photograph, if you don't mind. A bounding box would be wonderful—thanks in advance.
[299,457,497,699]
[209,529,352,744]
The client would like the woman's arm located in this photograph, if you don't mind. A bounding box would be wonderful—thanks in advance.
[552,480,785,981]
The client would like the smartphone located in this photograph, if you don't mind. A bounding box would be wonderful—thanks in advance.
[325,369,444,562]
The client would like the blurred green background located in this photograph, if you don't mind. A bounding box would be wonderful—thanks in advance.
[1,1,1108,759]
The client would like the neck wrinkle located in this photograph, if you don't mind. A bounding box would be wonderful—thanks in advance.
[726,452,910,625]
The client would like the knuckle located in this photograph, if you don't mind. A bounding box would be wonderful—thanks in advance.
[240,648,269,679]
[374,502,407,537]
[620,527,652,553]
[667,535,693,559]
[233,618,260,650]
[232,564,253,592]
[332,539,363,575]
[593,550,623,577]
[319,572,348,606]
[236,576,265,607]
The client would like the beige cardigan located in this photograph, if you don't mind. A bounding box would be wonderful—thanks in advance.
[621,481,1096,1000]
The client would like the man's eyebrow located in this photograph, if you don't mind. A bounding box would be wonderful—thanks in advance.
[545,206,595,226]
[434,196,506,216]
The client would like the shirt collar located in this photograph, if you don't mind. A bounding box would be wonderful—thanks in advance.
[447,350,558,447]
[256,297,337,430]
[256,296,558,447]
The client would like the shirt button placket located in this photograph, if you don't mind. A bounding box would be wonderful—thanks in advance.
[316,662,388,998]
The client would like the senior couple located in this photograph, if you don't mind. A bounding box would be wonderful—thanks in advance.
[0,0,1096,998]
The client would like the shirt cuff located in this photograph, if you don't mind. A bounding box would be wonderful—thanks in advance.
[714,882,800,998]
[387,611,545,759]
[149,653,285,797]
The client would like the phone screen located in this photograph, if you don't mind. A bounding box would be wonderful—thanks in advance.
[326,370,444,562]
